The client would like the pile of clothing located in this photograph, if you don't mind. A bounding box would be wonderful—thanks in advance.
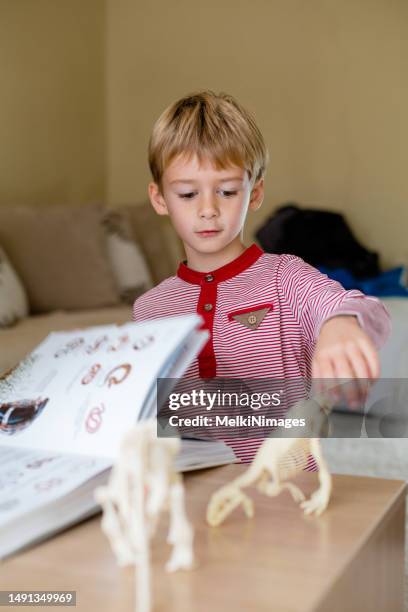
[255,203,408,297]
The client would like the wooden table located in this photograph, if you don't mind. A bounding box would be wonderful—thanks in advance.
[0,465,405,612]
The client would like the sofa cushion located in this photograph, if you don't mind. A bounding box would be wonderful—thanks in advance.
[103,209,153,304]
[115,203,184,284]
[0,204,120,313]
[0,244,29,327]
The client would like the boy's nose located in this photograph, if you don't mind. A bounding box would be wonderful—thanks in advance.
[198,197,219,219]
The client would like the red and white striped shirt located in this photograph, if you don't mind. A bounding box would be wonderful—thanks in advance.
[132,243,391,462]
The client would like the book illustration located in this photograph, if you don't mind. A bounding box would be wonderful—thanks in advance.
[132,334,155,351]
[25,456,56,469]
[0,397,49,436]
[53,331,155,358]
[54,336,85,358]
[0,354,40,402]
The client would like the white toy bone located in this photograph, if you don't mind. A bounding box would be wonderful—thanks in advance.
[94,420,194,612]
[207,396,333,527]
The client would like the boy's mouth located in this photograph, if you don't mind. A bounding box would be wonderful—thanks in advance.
[195,230,222,237]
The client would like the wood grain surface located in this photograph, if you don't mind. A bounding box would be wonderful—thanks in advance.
[0,465,405,612]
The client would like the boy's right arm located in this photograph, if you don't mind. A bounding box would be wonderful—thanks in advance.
[277,254,391,352]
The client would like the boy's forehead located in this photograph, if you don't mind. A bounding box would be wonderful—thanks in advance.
[164,154,247,182]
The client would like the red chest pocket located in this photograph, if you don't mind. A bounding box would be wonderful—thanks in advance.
[228,303,273,330]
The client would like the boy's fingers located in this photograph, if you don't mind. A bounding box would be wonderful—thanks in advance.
[344,343,370,379]
[331,351,361,407]
[314,354,340,404]
[312,337,379,409]
[340,345,372,407]
[344,343,372,403]
[317,354,336,379]
[332,351,353,379]
[357,338,380,380]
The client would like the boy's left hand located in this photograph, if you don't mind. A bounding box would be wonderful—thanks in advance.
[312,315,380,408]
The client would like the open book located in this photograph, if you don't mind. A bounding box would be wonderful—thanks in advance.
[0,314,235,560]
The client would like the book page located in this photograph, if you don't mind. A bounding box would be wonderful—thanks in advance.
[0,447,111,528]
[0,315,204,459]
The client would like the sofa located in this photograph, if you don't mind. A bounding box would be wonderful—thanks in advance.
[0,202,184,375]
[1,198,407,381]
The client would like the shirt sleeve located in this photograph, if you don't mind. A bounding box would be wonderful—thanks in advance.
[132,299,138,322]
[132,296,146,322]
[277,254,392,350]
[132,293,149,322]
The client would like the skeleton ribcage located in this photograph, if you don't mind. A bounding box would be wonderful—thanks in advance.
[276,439,311,481]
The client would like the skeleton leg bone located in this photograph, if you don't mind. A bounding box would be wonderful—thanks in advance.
[95,489,135,566]
[166,480,194,572]
[300,438,332,516]
[206,459,271,526]
[260,478,306,503]
[254,460,306,504]
[206,484,254,527]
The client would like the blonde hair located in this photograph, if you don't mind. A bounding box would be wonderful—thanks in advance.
[148,90,269,190]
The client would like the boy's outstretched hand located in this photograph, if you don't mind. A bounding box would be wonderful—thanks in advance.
[312,315,380,408]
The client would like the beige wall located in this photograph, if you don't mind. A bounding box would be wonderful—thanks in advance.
[0,0,106,207]
[2,1,407,267]
[106,0,408,268]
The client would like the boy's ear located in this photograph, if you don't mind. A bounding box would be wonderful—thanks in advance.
[248,178,264,212]
[148,182,169,216]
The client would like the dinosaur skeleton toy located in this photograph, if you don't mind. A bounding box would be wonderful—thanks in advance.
[94,420,194,612]
[207,395,334,526]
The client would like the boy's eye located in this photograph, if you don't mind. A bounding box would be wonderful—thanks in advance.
[177,189,238,199]
[179,192,196,199]
[220,190,238,197]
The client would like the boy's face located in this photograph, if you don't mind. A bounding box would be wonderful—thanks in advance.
[148,154,264,269]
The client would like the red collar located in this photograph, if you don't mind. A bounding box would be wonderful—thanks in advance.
[177,243,264,285]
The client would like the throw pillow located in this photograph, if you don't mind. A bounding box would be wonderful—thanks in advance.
[0,244,29,327]
[102,210,153,304]
[116,203,185,284]
[0,204,120,313]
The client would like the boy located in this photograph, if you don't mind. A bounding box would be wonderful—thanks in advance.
[132,90,391,462]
